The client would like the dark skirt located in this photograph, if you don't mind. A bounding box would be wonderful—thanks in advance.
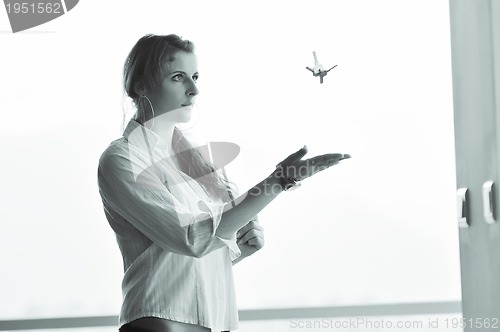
[119,317,230,332]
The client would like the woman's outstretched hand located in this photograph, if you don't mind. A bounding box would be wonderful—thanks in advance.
[276,145,350,181]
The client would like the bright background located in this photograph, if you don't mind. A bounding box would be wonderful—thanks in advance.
[0,0,459,325]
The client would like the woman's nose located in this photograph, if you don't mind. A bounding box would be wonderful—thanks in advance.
[186,79,199,96]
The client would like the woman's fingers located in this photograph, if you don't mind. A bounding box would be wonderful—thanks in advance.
[229,221,265,261]
[275,148,351,181]
[237,219,262,236]
[237,219,263,242]
[294,153,350,180]
[237,228,264,246]
[276,145,308,168]
[310,153,344,166]
[247,236,265,249]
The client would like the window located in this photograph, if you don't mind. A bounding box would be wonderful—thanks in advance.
[0,0,459,324]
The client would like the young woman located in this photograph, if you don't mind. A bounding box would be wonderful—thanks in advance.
[97,34,349,332]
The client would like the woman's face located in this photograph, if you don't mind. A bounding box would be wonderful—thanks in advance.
[148,51,199,123]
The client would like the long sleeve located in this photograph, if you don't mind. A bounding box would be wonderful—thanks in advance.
[98,141,237,258]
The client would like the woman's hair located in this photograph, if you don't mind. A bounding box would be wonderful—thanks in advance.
[123,34,237,202]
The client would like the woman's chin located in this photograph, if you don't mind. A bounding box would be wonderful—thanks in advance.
[177,113,193,124]
[166,106,193,123]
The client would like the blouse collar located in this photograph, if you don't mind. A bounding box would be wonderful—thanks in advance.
[123,119,169,153]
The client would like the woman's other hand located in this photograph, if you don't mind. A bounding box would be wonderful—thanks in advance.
[234,217,264,263]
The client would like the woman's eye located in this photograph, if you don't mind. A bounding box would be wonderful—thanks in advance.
[172,74,183,82]
[192,75,199,82]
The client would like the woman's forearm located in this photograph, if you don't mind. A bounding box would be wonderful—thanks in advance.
[215,172,283,239]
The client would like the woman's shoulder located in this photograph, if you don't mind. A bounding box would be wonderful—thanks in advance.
[101,137,127,154]
[98,136,153,171]
[98,137,130,166]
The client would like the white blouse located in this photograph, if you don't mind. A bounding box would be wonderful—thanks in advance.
[97,119,241,331]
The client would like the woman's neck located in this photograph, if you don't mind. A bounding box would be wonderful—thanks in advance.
[140,112,177,157]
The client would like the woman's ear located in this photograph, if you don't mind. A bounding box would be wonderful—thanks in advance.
[134,81,146,97]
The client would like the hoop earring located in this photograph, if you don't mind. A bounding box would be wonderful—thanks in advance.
[140,95,155,129]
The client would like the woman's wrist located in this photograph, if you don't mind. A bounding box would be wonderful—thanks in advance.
[271,165,301,192]
[217,172,283,239]
[281,176,301,191]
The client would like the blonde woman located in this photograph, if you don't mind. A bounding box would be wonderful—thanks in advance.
[97,34,349,332]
